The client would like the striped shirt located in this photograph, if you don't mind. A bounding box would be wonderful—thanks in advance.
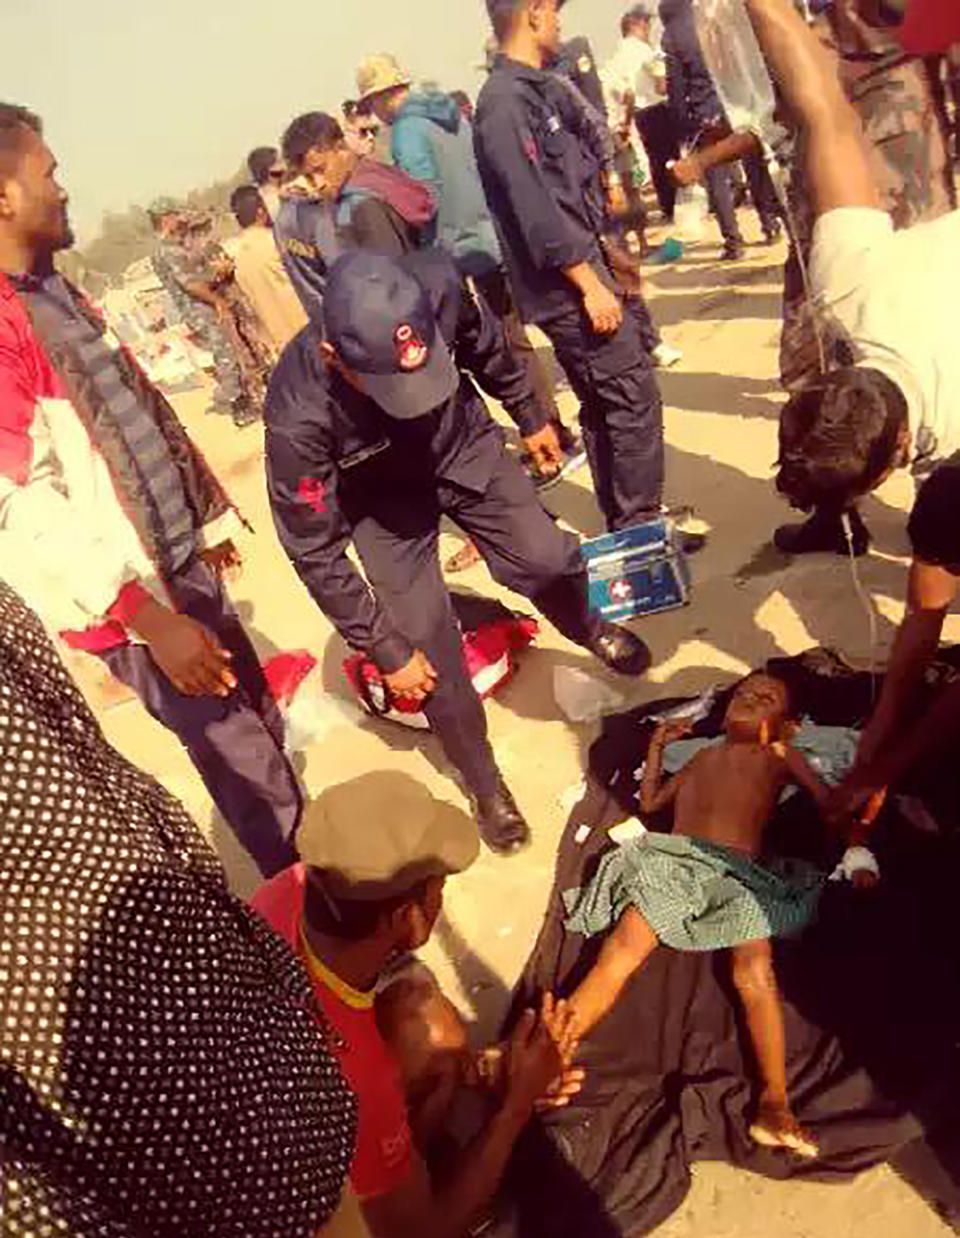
[13,271,197,572]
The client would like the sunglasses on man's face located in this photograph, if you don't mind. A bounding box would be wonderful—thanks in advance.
[358,125,379,138]
[268,168,285,182]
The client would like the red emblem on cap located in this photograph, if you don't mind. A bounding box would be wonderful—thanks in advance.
[394,323,429,372]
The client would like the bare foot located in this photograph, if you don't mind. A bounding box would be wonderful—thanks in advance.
[444,542,482,574]
[750,1101,819,1159]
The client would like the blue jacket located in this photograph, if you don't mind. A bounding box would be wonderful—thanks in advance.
[274,194,340,325]
[661,0,725,143]
[391,91,503,279]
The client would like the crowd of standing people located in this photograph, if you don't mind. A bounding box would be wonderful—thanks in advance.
[3,0,960,1234]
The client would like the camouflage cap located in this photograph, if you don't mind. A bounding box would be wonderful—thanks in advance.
[147,195,182,220]
[296,771,480,902]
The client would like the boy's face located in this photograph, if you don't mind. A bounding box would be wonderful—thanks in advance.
[724,674,789,738]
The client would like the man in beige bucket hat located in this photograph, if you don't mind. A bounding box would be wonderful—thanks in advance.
[356,52,412,104]
[355,50,584,505]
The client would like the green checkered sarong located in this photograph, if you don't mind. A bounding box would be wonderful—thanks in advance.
[563,833,824,952]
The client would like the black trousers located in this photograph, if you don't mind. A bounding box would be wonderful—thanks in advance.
[704,164,744,247]
[473,266,562,427]
[539,300,664,532]
[626,295,661,356]
[705,152,780,247]
[352,451,600,798]
[743,151,782,230]
[636,103,681,221]
[100,559,301,877]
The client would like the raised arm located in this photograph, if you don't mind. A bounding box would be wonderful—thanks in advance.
[639,720,690,816]
[775,743,830,812]
[743,0,880,215]
[859,560,957,770]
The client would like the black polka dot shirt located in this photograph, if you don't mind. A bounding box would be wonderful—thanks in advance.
[0,582,356,1237]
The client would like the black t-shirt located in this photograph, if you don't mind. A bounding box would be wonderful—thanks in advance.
[908,455,960,568]
[343,195,424,258]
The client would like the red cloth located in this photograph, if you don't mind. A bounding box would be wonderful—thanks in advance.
[60,582,154,652]
[252,865,414,1201]
[899,0,960,54]
[349,159,437,227]
[0,273,62,487]
[0,275,149,654]
[262,651,319,706]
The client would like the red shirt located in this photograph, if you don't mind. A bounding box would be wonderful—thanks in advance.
[252,864,414,1201]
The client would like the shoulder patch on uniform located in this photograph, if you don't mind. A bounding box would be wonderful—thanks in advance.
[284,238,317,260]
[297,476,327,513]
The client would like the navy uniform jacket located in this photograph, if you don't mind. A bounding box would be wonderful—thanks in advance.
[274,195,340,324]
[473,56,610,325]
[274,189,425,323]
[552,36,608,120]
[661,0,726,143]
[264,251,544,674]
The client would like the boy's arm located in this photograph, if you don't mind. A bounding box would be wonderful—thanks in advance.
[639,722,689,816]
[743,0,880,216]
[775,743,830,811]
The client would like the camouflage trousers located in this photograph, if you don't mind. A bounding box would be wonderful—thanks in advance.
[189,304,270,421]
[780,9,955,391]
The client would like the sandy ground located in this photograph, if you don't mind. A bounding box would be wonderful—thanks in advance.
[67,208,958,1235]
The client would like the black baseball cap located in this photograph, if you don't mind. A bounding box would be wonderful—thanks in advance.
[323,250,460,420]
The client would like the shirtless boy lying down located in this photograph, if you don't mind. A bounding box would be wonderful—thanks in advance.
[563,673,834,1159]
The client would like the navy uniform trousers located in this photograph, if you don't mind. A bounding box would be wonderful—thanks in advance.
[99,559,301,878]
[539,298,665,532]
[351,449,601,799]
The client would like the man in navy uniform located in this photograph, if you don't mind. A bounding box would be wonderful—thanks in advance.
[474,0,666,534]
[264,249,650,855]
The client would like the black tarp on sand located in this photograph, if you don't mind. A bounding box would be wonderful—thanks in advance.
[495,651,960,1237]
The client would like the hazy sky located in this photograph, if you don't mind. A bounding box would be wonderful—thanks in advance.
[1,0,623,244]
